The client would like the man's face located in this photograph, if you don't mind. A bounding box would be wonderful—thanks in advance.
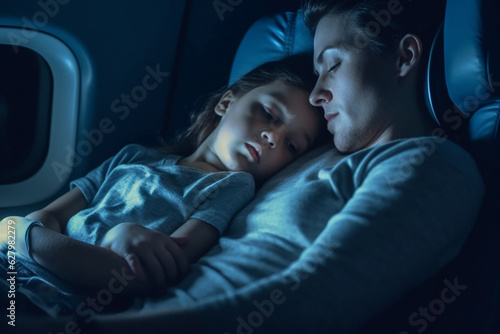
[310,14,400,153]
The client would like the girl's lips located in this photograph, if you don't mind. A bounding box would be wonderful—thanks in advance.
[245,143,260,163]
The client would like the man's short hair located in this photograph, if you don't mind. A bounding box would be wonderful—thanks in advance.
[302,0,445,55]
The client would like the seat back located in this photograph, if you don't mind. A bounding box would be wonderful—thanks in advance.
[229,10,312,84]
[437,0,500,332]
[444,0,500,180]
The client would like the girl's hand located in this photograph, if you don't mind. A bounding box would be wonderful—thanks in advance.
[0,217,12,248]
[100,223,190,291]
[0,216,42,260]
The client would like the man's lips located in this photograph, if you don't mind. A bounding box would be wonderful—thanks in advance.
[245,143,260,163]
[324,113,338,124]
[325,113,339,130]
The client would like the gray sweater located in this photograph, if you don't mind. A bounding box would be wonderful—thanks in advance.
[136,137,484,333]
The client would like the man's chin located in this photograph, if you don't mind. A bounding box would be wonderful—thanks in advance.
[333,136,357,154]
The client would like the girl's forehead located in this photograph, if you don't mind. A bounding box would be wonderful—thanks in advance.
[257,84,310,109]
[251,80,307,99]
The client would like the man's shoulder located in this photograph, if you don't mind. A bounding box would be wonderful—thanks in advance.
[353,136,484,191]
[360,136,474,163]
[342,136,482,184]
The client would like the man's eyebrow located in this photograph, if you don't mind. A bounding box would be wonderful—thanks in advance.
[316,48,328,66]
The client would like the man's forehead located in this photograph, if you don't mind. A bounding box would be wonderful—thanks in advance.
[313,14,356,62]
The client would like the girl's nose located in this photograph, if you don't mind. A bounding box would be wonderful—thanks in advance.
[261,130,279,148]
[309,80,333,107]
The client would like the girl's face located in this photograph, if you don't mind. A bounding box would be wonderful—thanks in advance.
[208,80,323,180]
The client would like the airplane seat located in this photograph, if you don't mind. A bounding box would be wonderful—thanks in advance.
[434,0,500,332]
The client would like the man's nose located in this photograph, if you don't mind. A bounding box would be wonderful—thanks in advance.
[309,79,333,107]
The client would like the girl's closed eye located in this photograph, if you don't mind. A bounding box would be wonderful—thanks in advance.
[285,138,298,155]
[260,105,283,127]
[260,105,274,121]
[328,62,341,73]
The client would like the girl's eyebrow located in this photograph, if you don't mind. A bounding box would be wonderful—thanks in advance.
[268,92,290,120]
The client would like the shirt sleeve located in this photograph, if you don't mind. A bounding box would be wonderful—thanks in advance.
[70,144,148,205]
[190,172,255,234]
[186,138,485,333]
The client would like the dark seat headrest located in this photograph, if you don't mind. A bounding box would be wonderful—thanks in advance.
[229,10,312,85]
[444,0,500,171]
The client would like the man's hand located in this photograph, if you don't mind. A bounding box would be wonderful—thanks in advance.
[100,223,190,291]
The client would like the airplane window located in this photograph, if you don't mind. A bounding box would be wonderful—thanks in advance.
[0,27,79,208]
[0,45,53,184]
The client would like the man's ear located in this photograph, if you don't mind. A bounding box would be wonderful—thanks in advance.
[396,33,423,77]
[215,90,235,116]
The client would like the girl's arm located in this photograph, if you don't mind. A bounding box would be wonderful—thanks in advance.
[0,188,85,262]
[2,188,159,295]
[16,186,218,293]
[100,219,220,285]
[28,225,151,294]
[26,187,88,233]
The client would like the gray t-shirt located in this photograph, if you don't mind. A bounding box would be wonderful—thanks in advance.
[66,144,255,245]
[1,144,254,317]
[134,137,484,333]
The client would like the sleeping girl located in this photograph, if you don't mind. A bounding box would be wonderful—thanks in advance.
[0,57,326,315]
